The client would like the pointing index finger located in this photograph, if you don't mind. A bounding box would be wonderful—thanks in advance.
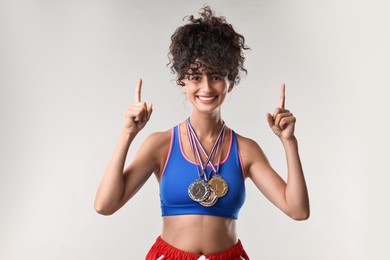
[279,83,285,109]
[134,78,142,103]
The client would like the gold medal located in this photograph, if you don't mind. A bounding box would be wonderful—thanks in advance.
[199,188,218,207]
[208,176,228,198]
[188,180,210,202]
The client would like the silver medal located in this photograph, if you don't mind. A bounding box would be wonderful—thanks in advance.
[188,180,211,202]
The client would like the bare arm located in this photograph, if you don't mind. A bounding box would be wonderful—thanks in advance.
[94,79,154,215]
[281,136,309,220]
[244,84,309,220]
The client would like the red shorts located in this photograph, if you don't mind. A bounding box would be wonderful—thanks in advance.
[145,236,250,260]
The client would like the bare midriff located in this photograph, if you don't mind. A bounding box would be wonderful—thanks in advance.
[161,214,237,255]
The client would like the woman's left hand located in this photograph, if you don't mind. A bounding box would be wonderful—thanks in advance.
[266,84,296,141]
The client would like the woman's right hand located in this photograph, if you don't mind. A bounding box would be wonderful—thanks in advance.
[123,79,153,135]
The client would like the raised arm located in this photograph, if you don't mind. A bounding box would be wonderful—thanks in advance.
[244,84,309,220]
[94,79,155,215]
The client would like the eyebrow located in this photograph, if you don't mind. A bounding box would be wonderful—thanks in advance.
[187,71,226,77]
[207,71,225,76]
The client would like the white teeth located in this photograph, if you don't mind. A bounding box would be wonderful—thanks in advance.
[198,96,216,101]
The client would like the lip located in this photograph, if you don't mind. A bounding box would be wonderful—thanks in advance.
[197,95,217,104]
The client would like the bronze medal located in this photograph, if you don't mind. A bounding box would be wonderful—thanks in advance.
[208,176,228,198]
[199,188,218,207]
[188,180,210,202]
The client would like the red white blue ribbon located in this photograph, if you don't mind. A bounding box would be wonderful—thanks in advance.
[187,118,225,181]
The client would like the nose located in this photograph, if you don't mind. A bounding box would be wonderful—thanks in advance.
[201,77,212,92]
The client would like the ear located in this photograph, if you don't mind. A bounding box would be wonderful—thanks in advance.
[180,84,186,93]
[177,77,186,92]
[227,82,234,92]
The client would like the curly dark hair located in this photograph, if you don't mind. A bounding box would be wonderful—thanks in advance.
[168,6,250,86]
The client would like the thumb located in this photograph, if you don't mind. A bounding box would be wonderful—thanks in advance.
[147,103,153,119]
[266,113,274,128]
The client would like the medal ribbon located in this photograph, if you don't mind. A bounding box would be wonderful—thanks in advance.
[187,122,206,181]
[187,118,225,181]
[212,126,225,178]
[187,119,225,172]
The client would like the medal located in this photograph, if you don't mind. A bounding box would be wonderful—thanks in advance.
[186,118,229,207]
[199,188,218,207]
[208,175,228,198]
[188,180,211,202]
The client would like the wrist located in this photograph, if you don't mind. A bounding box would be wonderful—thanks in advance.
[280,135,298,146]
[120,128,138,140]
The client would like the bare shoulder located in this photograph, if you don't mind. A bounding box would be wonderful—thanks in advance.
[235,132,263,154]
[136,129,172,177]
[234,132,270,177]
[140,129,172,158]
[144,129,172,146]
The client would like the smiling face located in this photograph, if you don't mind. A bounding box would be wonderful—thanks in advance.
[168,7,249,87]
[182,67,233,115]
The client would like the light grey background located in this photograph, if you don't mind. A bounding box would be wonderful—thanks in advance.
[1,0,389,259]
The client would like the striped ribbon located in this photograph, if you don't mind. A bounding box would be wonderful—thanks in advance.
[187,118,225,181]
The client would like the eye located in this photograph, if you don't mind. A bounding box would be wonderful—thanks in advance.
[190,75,201,81]
[211,75,223,81]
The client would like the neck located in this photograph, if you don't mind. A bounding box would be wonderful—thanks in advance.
[189,111,224,140]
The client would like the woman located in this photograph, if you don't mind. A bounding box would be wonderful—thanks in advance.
[94,6,309,260]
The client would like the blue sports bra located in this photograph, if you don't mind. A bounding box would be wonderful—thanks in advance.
[159,125,246,219]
